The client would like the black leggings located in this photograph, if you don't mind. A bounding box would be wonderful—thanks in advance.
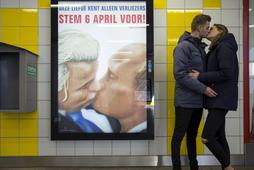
[202,109,230,168]
[171,107,203,170]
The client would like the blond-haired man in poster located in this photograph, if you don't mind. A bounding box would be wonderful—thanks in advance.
[58,30,115,133]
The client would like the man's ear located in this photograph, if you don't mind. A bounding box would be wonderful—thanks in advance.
[197,25,202,32]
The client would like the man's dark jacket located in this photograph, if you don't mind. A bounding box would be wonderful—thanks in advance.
[173,31,207,108]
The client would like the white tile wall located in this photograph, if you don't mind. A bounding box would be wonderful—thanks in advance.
[130,140,149,155]
[238,45,243,64]
[149,137,167,155]
[19,0,37,8]
[240,117,244,137]
[240,133,244,154]
[239,100,243,117]
[0,0,241,159]
[154,45,167,63]
[185,0,202,9]
[222,0,240,9]
[75,141,94,155]
[227,109,240,118]
[94,141,112,155]
[203,9,222,25]
[154,10,167,27]
[154,64,167,81]
[240,8,243,27]
[34,0,244,156]
[39,138,57,155]
[155,118,167,137]
[38,100,50,119]
[56,141,75,155]
[38,64,50,82]
[239,82,243,99]
[38,45,51,63]
[38,27,51,45]
[39,9,50,27]
[154,100,168,118]
[154,27,167,45]
[240,26,243,45]
[38,118,50,137]
[228,27,240,44]
[154,82,168,100]
[167,0,184,9]
[239,100,244,118]
[226,118,240,136]
[38,82,51,100]
[0,0,19,8]
[240,0,244,9]
[112,141,131,155]
[227,136,241,154]
[239,63,243,82]
[222,10,240,27]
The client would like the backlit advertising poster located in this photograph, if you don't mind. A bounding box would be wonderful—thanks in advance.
[51,0,154,140]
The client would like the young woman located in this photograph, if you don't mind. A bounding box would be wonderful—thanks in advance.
[189,24,238,170]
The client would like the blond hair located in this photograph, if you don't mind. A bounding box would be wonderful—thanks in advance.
[58,30,100,101]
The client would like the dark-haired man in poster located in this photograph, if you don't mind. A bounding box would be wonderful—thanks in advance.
[92,43,153,133]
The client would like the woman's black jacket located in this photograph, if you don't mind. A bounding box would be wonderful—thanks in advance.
[198,33,239,111]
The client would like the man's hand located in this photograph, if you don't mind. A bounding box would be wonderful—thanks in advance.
[189,69,200,79]
[204,87,218,97]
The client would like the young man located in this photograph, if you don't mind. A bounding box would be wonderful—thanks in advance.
[171,14,217,170]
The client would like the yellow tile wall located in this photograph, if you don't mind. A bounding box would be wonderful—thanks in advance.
[203,0,221,9]
[0,1,38,156]
[0,119,19,138]
[167,10,185,27]
[19,138,38,156]
[167,46,175,64]
[167,27,185,45]
[154,0,167,9]
[0,138,20,156]
[0,27,20,46]
[20,9,38,27]
[0,0,226,157]
[185,10,203,26]
[38,0,51,8]
[0,9,20,26]
[0,9,38,54]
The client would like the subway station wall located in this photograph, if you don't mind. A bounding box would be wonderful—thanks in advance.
[0,0,243,156]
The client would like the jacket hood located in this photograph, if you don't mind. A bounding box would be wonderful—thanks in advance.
[178,31,207,49]
[178,31,195,43]
[216,33,238,52]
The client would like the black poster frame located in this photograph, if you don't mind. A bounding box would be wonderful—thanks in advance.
[51,0,154,140]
